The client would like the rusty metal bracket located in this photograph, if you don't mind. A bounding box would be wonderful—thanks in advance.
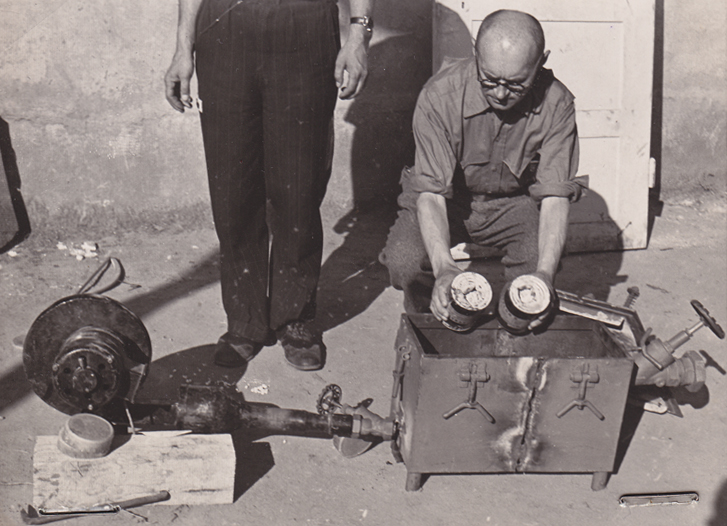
[638,328,666,370]
[442,362,495,423]
[391,346,411,400]
[556,363,605,421]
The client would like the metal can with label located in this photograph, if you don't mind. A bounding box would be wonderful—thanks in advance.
[498,274,553,334]
[442,272,493,332]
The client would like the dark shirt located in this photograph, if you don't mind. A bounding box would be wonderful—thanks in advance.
[406,57,585,202]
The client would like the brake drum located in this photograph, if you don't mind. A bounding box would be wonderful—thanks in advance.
[23,294,151,416]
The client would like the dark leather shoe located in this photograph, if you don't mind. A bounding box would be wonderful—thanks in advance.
[277,321,325,371]
[214,333,263,368]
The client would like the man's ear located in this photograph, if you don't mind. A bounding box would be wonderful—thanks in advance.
[540,50,550,68]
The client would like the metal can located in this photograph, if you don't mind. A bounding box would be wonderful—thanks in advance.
[442,272,493,332]
[498,274,553,334]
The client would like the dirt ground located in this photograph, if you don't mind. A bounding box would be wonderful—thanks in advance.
[1,197,726,526]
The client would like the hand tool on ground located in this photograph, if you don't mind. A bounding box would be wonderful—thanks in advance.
[21,491,171,524]
[618,492,699,507]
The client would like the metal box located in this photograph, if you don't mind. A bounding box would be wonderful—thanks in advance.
[390,314,634,491]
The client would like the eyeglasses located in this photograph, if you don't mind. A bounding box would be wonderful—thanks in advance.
[475,56,538,96]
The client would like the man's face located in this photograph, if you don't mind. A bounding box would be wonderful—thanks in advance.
[475,47,542,112]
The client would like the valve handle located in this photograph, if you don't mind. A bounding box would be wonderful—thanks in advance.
[691,300,725,339]
[316,384,343,415]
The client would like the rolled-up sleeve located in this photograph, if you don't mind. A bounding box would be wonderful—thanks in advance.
[528,98,586,203]
[408,90,457,198]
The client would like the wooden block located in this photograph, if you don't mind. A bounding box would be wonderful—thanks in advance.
[33,433,235,508]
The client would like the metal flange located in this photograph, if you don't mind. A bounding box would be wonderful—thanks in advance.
[23,294,151,416]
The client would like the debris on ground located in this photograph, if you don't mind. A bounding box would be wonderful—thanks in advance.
[57,241,99,260]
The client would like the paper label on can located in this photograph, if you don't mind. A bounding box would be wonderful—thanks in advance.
[451,272,493,312]
[509,274,551,315]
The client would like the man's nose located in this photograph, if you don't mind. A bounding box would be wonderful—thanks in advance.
[493,84,508,101]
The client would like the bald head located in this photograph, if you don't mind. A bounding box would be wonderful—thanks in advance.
[473,10,547,111]
[476,10,545,71]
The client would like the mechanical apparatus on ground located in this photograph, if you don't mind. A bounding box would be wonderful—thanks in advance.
[22,259,724,491]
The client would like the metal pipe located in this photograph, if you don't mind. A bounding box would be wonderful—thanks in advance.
[171,385,392,439]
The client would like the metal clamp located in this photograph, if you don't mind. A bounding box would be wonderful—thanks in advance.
[638,328,665,370]
[391,346,411,400]
[443,363,495,423]
[556,363,605,420]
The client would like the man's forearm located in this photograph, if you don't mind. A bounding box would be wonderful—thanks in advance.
[349,0,374,20]
[417,192,460,278]
[536,196,570,283]
[174,0,205,54]
[347,0,375,43]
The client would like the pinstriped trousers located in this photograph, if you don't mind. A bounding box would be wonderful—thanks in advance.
[195,0,340,343]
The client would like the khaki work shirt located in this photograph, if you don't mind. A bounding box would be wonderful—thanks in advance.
[406,58,585,202]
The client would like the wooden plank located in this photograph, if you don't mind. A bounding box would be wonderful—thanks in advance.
[33,433,235,508]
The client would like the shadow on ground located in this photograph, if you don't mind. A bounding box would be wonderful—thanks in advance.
[122,251,221,320]
[232,439,275,502]
[134,345,246,404]
[0,364,32,412]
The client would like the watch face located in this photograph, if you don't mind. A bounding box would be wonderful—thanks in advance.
[352,16,373,31]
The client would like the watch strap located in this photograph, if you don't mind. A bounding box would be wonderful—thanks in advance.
[350,16,374,32]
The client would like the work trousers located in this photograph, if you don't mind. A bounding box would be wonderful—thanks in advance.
[380,183,540,314]
[195,0,340,343]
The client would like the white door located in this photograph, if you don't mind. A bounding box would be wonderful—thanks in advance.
[434,1,655,251]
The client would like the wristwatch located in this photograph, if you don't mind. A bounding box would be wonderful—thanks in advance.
[350,16,374,33]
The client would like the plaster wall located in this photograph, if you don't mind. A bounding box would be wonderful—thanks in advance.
[658,0,726,199]
[0,0,723,235]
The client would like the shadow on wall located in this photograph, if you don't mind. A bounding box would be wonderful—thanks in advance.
[559,189,626,302]
[0,117,31,253]
[316,7,432,331]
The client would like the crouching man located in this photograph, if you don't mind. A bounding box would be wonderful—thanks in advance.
[380,10,587,331]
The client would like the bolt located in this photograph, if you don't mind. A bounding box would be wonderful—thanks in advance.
[87,404,94,411]
[106,355,114,364]
[52,363,60,372]
[624,286,640,308]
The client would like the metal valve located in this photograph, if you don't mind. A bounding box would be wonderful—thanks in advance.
[633,300,724,390]
[317,384,343,415]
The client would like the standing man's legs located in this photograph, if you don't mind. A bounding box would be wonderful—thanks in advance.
[261,1,340,369]
[261,1,340,335]
[195,0,340,369]
[196,2,273,354]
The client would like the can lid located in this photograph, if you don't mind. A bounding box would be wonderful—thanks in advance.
[57,413,114,459]
[508,274,551,315]
[451,272,493,312]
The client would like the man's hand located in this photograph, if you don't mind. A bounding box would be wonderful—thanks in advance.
[164,52,195,112]
[430,267,461,322]
[335,28,369,100]
[526,270,558,331]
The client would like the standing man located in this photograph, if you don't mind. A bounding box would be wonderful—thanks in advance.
[165,0,374,370]
[380,10,586,330]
